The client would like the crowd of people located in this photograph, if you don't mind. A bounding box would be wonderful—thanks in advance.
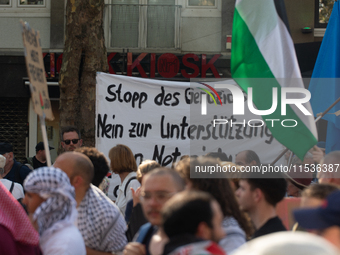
[0,125,340,255]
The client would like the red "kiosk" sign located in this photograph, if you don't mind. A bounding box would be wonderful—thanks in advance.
[109,52,222,78]
[47,52,223,79]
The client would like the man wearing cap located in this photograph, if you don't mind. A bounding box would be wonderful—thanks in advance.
[294,190,340,250]
[0,142,32,186]
[28,142,54,169]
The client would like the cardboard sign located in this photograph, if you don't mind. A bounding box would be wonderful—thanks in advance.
[96,73,285,167]
[20,21,54,120]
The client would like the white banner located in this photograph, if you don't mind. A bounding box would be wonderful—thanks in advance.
[96,73,284,167]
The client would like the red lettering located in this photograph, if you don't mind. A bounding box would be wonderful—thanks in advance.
[43,53,48,77]
[181,54,199,78]
[201,54,221,78]
[107,53,116,74]
[50,53,55,78]
[56,53,63,74]
[127,52,148,77]
[150,53,156,78]
[157,53,179,78]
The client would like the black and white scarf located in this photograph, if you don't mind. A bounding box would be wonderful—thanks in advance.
[23,167,77,237]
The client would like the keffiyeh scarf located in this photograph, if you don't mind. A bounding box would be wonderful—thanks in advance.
[23,167,77,238]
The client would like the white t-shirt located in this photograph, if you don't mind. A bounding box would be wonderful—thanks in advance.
[107,172,121,202]
[40,224,86,255]
[115,172,140,216]
[0,179,24,200]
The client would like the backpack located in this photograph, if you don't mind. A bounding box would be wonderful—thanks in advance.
[113,176,137,198]
[9,181,28,214]
[124,176,137,197]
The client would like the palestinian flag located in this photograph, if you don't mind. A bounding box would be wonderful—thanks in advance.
[231,0,318,160]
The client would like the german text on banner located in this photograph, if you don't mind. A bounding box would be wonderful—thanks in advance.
[96,73,285,167]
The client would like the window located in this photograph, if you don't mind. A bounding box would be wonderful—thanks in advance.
[19,0,45,5]
[0,0,48,12]
[181,0,221,17]
[188,0,215,6]
[315,0,335,28]
[0,0,10,5]
[107,0,181,49]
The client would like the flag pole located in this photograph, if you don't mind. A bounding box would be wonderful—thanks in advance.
[271,96,340,165]
[314,96,340,122]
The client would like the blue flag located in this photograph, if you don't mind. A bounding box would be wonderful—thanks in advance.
[309,1,340,153]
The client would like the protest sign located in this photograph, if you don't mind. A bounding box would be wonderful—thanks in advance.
[96,72,285,167]
[20,21,54,121]
[21,21,53,166]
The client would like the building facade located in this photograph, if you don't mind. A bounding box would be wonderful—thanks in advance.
[0,0,329,161]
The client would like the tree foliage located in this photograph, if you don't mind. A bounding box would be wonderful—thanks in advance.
[319,0,335,23]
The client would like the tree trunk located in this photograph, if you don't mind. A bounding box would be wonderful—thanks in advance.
[59,0,108,147]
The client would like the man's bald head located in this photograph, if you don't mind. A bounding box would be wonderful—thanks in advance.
[323,151,340,165]
[54,152,94,185]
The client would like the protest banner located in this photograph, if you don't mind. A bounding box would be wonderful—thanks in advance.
[20,21,54,120]
[96,72,285,167]
[21,21,54,166]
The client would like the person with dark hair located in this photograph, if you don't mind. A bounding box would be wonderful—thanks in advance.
[75,146,110,188]
[162,191,226,255]
[0,142,32,186]
[235,150,261,166]
[205,152,230,162]
[175,157,253,253]
[235,177,287,239]
[123,168,185,255]
[26,142,54,169]
[54,152,127,255]
[109,144,140,216]
[61,126,83,152]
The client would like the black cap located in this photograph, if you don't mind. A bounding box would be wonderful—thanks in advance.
[0,142,13,155]
[35,142,54,151]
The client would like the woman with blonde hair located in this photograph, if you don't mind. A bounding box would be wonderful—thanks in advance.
[108,144,140,216]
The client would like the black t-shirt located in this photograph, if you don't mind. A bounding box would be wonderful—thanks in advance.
[252,216,286,239]
[3,160,32,186]
[32,156,47,169]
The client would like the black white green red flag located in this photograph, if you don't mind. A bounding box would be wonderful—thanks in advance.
[231,0,318,160]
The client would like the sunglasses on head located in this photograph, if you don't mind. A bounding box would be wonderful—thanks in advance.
[63,139,80,145]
